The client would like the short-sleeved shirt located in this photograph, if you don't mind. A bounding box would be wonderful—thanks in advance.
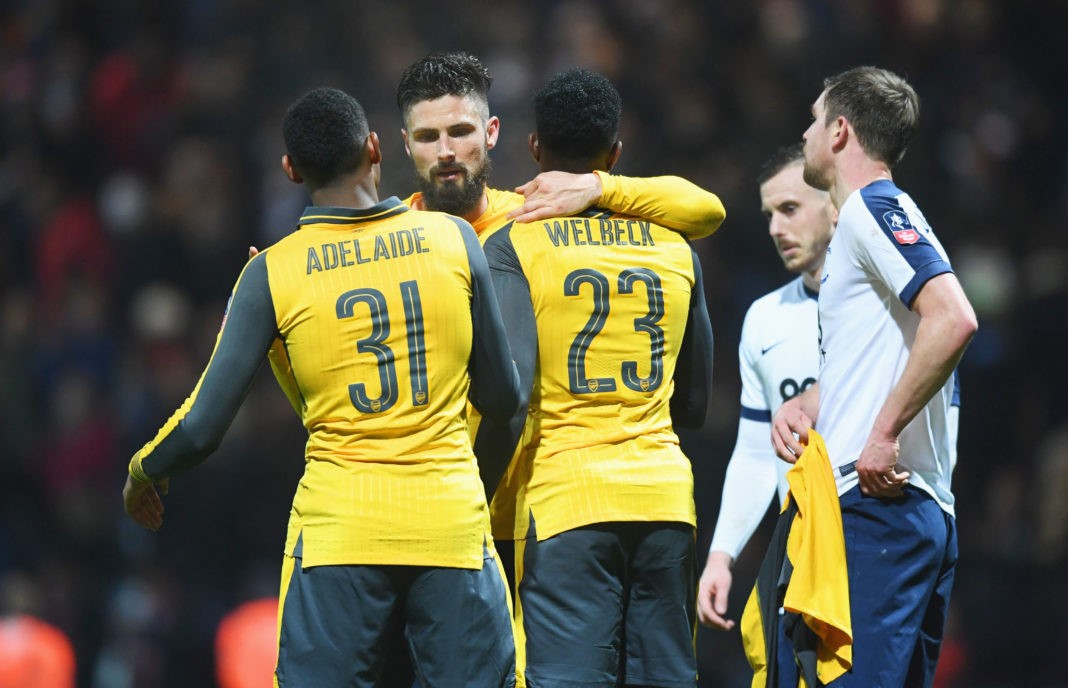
[817,180,956,514]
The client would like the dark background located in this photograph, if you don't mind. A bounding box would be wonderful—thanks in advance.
[1,0,1065,685]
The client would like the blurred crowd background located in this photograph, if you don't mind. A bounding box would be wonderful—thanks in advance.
[1,0,1065,685]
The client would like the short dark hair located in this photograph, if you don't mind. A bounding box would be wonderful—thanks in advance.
[757,142,805,186]
[396,52,492,120]
[822,66,919,166]
[282,87,369,189]
[533,68,621,162]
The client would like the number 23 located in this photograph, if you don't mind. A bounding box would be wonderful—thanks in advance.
[565,267,664,394]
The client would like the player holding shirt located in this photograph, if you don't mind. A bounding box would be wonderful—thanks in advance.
[479,68,713,688]
[698,144,835,639]
[122,88,520,687]
[772,67,977,687]
[699,143,963,652]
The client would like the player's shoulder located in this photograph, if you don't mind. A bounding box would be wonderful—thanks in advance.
[401,207,477,240]
[844,179,911,227]
[485,186,524,208]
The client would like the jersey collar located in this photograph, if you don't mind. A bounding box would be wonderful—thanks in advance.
[297,197,408,227]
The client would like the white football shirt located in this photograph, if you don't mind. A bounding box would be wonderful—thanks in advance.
[709,276,819,558]
[817,179,957,514]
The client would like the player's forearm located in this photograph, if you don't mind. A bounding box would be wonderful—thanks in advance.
[871,276,977,440]
[463,221,522,423]
[871,316,975,441]
[473,405,527,500]
[708,420,781,558]
[132,255,278,481]
[596,171,726,239]
[795,383,819,423]
[129,405,209,482]
[133,344,259,481]
[467,276,523,423]
[671,324,712,427]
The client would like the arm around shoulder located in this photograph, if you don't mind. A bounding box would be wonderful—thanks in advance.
[597,171,726,239]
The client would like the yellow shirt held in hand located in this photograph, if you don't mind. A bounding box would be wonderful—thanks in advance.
[741,429,852,688]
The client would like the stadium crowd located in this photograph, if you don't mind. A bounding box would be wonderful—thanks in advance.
[0,0,1065,685]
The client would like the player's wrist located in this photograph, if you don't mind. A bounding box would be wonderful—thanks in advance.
[866,422,899,445]
[591,170,609,203]
[128,456,154,485]
[706,549,734,569]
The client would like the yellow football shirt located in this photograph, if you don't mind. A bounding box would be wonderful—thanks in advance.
[131,198,519,569]
[483,209,713,540]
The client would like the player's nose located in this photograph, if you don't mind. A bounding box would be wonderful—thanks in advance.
[437,137,455,159]
[768,214,787,238]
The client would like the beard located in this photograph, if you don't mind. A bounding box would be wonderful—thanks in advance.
[413,157,492,217]
[802,158,831,191]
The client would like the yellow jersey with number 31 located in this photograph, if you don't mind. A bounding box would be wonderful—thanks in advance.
[265,200,492,569]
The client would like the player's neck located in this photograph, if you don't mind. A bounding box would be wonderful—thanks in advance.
[460,190,490,224]
[832,152,893,208]
[802,265,823,293]
[311,178,379,210]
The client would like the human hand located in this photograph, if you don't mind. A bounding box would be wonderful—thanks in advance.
[697,550,736,631]
[856,434,909,498]
[506,172,602,223]
[123,474,169,531]
[771,396,813,463]
[248,246,260,259]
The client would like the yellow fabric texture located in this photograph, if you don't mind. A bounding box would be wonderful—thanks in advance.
[782,430,852,685]
[740,584,768,688]
[403,187,522,240]
[265,208,490,570]
[401,179,719,541]
[507,212,698,540]
[739,430,852,687]
[594,171,726,239]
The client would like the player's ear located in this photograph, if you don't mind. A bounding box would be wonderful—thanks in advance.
[528,133,540,163]
[281,154,302,184]
[366,132,382,189]
[365,131,382,165]
[606,140,622,171]
[401,128,412,157]
[485,115,501,150]
[831,116,849,153]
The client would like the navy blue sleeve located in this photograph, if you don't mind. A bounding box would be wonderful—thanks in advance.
[450,217,521,424]
[473,223,537,497]
[141,253,278,479]
[671,248,713,429]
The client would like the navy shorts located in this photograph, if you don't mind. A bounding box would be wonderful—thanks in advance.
[517,519,697,688]
[827,485,957,687]
[276,537,516,688]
